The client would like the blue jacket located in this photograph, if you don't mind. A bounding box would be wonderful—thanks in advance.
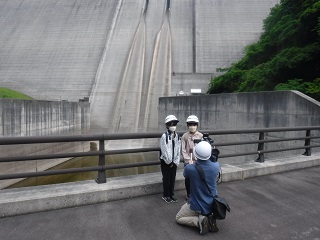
[184,160,220,215]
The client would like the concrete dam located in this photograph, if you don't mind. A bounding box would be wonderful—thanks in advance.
[0,0,279,135]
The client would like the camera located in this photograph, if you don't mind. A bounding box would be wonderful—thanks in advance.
[203,133,214,146]
[193,133,222,184]
[194,133,220,162]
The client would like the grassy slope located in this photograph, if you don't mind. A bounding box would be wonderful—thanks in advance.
[0,87,33,100]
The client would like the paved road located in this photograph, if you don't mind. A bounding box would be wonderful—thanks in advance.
[1,166,319,240]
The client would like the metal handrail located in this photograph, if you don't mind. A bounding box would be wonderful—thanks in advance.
[0,126,319,183]
[1,126,319,144]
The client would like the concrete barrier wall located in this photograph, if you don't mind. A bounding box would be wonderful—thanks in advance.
[0,99,90,137]
[0,99,90,189]
[159,91,320,164]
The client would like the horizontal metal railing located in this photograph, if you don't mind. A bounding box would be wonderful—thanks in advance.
[0,126,319,184]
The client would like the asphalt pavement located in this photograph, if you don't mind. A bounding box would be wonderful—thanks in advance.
[0,166,319,240]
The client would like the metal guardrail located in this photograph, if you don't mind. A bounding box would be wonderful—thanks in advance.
[0,126,320,184]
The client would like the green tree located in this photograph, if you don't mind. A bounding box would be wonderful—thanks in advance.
[208,0,320,101]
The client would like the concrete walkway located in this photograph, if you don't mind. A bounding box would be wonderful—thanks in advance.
[0,162,319,240]
[1,153,320,218]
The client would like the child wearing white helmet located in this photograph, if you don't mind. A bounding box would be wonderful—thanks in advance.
[181,115,203,201]
[159,115,181,203]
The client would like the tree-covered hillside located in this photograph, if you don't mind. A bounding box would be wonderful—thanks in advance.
[208,0,320,101]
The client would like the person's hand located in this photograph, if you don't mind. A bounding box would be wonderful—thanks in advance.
[189,149,193,164]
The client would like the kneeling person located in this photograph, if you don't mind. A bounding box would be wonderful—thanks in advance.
[176,141,220,235]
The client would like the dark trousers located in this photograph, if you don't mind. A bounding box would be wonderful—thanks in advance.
[184,163,190,197]
[160,160,177,197]
[185,177,190,196]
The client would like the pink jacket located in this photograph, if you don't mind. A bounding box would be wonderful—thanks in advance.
[181,131,203,164]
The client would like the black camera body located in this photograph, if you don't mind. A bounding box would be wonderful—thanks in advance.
[203,133,214,145]
[194,133,220,162]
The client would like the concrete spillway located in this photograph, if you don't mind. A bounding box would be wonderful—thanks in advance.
[0,0,119,101]
[0,0,279,138]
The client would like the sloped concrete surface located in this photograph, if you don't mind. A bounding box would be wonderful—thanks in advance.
[194,0,279,73]
[0,0,119,101]
[0,0,279,134]
[1,153,319,218]
[0,162,319,239]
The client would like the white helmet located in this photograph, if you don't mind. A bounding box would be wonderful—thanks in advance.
[194,141,211,160]
[165,115,179,124]
[186,115,199,124]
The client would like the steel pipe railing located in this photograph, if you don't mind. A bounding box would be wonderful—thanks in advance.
[0,126,319,184]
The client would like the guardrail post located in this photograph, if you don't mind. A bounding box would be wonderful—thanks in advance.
[96,140,107,183]
[303,130,311,156]
[255,132,265,163]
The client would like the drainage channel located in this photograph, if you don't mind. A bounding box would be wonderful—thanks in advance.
[5,152,160,189]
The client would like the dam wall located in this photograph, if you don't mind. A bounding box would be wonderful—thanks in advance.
[0,99,90,189]
[0,0,279,135]
[159,91,320,164]
[0,0,119,102]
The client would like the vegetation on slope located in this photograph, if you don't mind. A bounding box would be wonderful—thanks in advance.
[0,87,33,100]
[208,0,320,101]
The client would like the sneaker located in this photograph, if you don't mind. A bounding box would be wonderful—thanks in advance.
[162,196,173,203]
[170,196,178,203]
[208,214,219,232]
[199,215,209,235]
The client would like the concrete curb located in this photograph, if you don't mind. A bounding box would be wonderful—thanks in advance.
[0,153,319,218]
